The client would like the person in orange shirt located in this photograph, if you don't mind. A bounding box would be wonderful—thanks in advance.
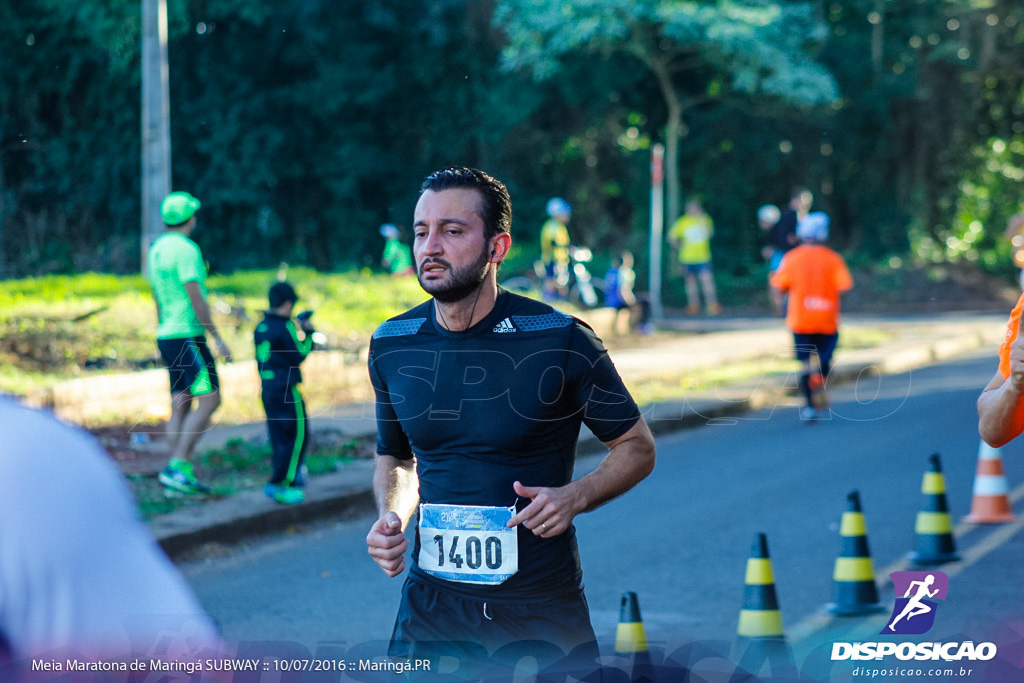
[978,294,1024,446]
[770,212,853,420]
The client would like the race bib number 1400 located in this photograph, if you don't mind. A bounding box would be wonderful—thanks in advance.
[418,503,519,585]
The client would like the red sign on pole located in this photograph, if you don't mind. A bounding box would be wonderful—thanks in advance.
[651,144,664,185]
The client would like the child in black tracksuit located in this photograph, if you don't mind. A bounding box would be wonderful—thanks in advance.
[254,281,314,505]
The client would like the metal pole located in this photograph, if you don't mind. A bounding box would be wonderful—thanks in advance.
[141,0,171,274]
[648,144,665,320]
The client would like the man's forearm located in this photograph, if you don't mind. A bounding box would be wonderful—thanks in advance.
[193,297,219,336]
[184,282,221,338]
[978,382,1024,447]
[568,420,655,515]
[373,454,419,529]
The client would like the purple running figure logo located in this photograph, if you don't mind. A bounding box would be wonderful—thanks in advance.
[882,571,949,635]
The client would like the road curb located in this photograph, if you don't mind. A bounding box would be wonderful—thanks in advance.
[155,460,377,557]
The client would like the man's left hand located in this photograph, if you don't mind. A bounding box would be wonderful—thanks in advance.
[507,480,581,538]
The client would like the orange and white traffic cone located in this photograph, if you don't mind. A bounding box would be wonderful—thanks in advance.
[964,441,1015,524]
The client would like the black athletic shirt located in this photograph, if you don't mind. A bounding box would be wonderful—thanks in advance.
[769,208,798,253]
[368,289,642,600]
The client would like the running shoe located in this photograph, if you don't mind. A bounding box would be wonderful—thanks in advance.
[800,406,821,421]
[292,464,309,487]
[265,483,306,505]
[158,458,211,494]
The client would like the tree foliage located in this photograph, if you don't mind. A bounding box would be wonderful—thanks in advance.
[494,0,838,225]
[0,0,1022,290]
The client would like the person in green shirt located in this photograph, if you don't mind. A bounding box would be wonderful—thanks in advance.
[380,223,415,277]
[147,191,232,494]
[668,197,721,315]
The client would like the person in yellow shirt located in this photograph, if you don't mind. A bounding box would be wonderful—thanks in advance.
[540,197,572,301]
[669,197,721,315]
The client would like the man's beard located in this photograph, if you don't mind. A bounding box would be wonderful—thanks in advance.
[418,246,490,304]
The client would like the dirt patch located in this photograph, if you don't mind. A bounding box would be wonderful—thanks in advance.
[90,424,171,475]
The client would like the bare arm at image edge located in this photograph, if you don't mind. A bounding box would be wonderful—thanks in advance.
[978,303,1024,447]
[978,369,1024,448]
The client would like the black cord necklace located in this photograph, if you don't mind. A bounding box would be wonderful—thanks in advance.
[436,282,485,332]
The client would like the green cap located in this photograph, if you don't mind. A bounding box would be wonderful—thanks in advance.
[160,191,202,226]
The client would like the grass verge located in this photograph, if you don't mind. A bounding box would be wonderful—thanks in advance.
[127,431,376,520]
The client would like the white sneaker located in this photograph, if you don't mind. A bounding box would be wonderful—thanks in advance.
[800,406,820,421]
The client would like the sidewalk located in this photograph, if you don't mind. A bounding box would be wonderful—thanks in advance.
[148,311,1010,558]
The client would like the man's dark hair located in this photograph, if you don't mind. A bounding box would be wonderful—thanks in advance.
[268,281,298,309]
[420,167,512,238]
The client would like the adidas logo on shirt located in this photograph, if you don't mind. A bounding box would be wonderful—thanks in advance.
[493,318,517,334]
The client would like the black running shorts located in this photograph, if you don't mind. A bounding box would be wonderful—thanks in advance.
[387,575,600,675]
[157,336,219,396]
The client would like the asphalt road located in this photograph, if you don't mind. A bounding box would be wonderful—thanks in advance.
[179,349,1024,678]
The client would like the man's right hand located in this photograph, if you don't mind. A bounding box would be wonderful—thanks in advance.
[366,511,408,577]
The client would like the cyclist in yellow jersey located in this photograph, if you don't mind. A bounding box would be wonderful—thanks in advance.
[540,197,572,301]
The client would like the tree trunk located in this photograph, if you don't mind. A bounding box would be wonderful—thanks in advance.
[649,56,684,226]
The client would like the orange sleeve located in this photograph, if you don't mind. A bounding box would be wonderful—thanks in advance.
[835,256,853,292]
[998,293,1024,379]
[769,257,790,291]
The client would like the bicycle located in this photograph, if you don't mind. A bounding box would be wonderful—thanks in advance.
[501,246,605,309]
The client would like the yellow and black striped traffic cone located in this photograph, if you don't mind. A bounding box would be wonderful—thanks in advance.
[735,533,794,679]
[737,533,785,639]
[907,453,960,566]
[826,491,885,615]
[614,591,648,654]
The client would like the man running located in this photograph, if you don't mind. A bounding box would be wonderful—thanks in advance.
[770,211,853,420]
[148,191,232,494]
[365,168,656,673]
